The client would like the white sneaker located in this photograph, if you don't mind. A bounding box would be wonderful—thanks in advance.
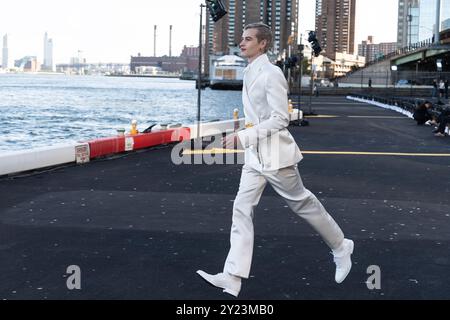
[332,239,354,284]
[196,270,241,297]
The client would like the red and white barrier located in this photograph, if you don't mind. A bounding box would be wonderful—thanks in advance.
[0,128,191,176]
[0,109,302,176]
[87,127,191,160]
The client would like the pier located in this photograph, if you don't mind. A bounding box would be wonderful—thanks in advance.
[1,96,449,299]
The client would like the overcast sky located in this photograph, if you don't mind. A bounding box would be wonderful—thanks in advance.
[0,0,398,64]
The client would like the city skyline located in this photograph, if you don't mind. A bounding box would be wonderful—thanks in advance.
[0,0,399,64]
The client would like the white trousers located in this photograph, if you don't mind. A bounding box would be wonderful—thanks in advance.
[224,164,345,278]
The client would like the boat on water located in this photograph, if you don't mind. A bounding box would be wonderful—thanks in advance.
[209,55,246,90]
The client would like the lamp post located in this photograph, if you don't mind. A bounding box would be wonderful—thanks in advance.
[196,0,227,140]
[196,3,206,140]
[297,35,304,113]
[309,53,315,115]
[306,30,321,116]
[391,65,398,97]
[437,59,443,103]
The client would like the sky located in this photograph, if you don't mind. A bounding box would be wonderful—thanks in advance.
[0,0,399,64]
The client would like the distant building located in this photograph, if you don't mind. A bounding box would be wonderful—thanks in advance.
[331,52,365,77]
[358,36,396,63]
[397,0,450,48]
[442,0,450,27]
[311,54,334,79]
[2,34,8,69]
[14,56,40,72]
[418,0,437,41]
[56,62,129,75]
[129,45,199,74]
[180,45,200,72]
[442,18,450,31]
[42,32,54,71]
[397,0,420,48]
[205,0,299,75]
[315,0,356,60]
[418,0,450,41]
[441,25,450,44]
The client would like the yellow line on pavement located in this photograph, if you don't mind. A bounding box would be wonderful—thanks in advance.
[182,149,450,157]
[302,151,450,157]
[304,115,407,119]
[347,116,408,119]
[183,148,244,155]
[304,115,340,118]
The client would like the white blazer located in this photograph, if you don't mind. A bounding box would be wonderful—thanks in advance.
[237,54,303,172]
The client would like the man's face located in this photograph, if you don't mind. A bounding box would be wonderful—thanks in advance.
[239,28,267,60]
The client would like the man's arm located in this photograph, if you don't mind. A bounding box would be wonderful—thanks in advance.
[237,68,290,148]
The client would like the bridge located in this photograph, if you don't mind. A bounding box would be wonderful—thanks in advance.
[337,30,450,87]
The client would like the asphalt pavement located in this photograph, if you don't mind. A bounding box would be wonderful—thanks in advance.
[1,96,450,300]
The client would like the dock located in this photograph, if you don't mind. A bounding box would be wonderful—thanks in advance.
[1,96,449,299]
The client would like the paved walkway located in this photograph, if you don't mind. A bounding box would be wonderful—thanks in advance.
[1,96,449,299]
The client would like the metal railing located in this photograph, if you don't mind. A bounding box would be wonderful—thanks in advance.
[336,71,450,88]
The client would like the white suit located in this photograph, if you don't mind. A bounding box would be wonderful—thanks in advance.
[225,54,345,278]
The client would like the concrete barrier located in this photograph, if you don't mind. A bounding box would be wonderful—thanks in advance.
[347,96,413,118]
[0,143,77,176]
[187,119,245,139]
[187,109,301,138]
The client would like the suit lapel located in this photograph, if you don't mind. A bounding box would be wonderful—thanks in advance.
[245,65,265,93]
[246,68,264,93]
[243,54,269,112]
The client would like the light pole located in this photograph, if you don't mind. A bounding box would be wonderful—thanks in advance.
[196,3,206,140]
[309,53,314,114]
[391,65,398,97]
[196,0,227,140]
[297,34,304,112]
[306,30,321,116]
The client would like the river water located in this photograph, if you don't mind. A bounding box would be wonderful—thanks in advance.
[0,74,243,151]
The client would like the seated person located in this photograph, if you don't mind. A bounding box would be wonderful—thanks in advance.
[413,101,433,125]
[434,107,450,137]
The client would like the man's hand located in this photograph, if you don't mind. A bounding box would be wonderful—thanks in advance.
[221,133,243,150]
